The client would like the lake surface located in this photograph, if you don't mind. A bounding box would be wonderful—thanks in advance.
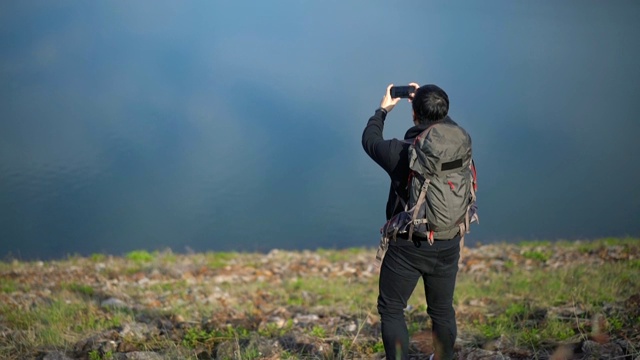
[1,2,639,260]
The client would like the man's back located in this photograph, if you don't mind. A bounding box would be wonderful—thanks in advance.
[362,83,472,360]
[362,110,460,221]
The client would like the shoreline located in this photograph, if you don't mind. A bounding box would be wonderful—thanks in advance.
[1,238,638,359]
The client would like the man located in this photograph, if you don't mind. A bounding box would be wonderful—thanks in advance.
[362,83,466,360]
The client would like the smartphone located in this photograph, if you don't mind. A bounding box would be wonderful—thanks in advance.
[390,85,417,99]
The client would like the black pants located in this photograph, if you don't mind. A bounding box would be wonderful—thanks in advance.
[377,237,460,360]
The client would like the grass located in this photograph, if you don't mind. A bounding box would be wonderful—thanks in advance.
[125,250,155,263]
[453,239,640,353]
[0,237,638,359]
[0,278,18,293]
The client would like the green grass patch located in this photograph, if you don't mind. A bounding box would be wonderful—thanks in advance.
[317,247,368,262]
[63,282,95,297]
[517,240,551,247]
[309,325,327,338]
[205,251,238,269]
[456,247,639,347]
[89,253,107,262]
[281,276,377,311]
[125,250,155,263]
[0,278,18,293]
[1,238,637,359]
[0,297,134,357]
[521,250,550,262]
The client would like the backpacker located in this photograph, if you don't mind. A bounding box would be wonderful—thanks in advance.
[378,122,478,256]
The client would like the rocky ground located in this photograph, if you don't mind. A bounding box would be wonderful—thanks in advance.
[1,240,639,360]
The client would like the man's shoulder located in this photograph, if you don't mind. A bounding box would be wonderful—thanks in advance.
[439,116,457,126]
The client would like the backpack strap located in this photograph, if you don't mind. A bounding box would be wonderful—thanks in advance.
[408,179,432,245]
[460,160,479,255]
[387,138,415,214]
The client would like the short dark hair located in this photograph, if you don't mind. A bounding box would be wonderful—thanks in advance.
[412,84,449,123]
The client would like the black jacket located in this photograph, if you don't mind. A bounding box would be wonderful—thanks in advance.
[362,108,458,221]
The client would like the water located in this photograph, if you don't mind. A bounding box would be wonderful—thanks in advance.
[2,2,640,260]
[0,97,386,259]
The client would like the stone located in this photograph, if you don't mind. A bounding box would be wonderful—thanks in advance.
[581,340,624,358]
[74,330,120,354]
[294,314,320,326]
[119,322,156,341]
[121,352,166,360]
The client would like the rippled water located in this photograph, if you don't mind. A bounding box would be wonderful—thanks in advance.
[3,1,639,260]
[0,110,390,260]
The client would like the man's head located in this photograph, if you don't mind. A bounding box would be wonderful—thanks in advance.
[412,84,449,124]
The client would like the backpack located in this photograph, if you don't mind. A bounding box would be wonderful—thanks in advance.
[381,122,478,247]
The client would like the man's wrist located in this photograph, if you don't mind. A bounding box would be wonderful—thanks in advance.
[377,107,388,116]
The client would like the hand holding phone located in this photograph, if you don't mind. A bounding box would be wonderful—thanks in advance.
[390,85,417,99]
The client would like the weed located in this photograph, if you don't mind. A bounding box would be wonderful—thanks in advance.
[88,350,113,360]
[608,315,624,331]
[318,247,368,263]
[505,302,528,321]
[125,250,154,263]
[519,328,541,348]
[258,319,293,338]
[206,251,237,269]
[518,240,551,247]
[309,325,326,338]
[242,347,261,360]
[407,321,423,336]
[522,250,550,262]
[0,278,17,293]
[280,350,296,359]
[372,341,385,353]
[64,282,95,297]
[182,327,214,349]
[543,319,575,341]
[90,253,107,262]
[474,319,504,340]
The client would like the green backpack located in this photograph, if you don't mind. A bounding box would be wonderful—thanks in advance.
[381,122,478,245]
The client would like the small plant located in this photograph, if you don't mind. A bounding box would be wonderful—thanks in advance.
[505,302,528,321]
[0,278,17,293]
[241,347,261,360]
[608,315,624,331]
[407,321,422,336]
[544,320,575,341]
[474,318,507,340]
[258,319,293,338]
[90,253,107,262]
[518,240,551,247]
[371,341,385,353]
[309,325,326,338]
[88,350,113,360]
[522,250,549,262]
[519,328,541,348]
[125,250,154,263]
[182,327,212,348]
[64,282,95,297]
[206,251,237,269]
